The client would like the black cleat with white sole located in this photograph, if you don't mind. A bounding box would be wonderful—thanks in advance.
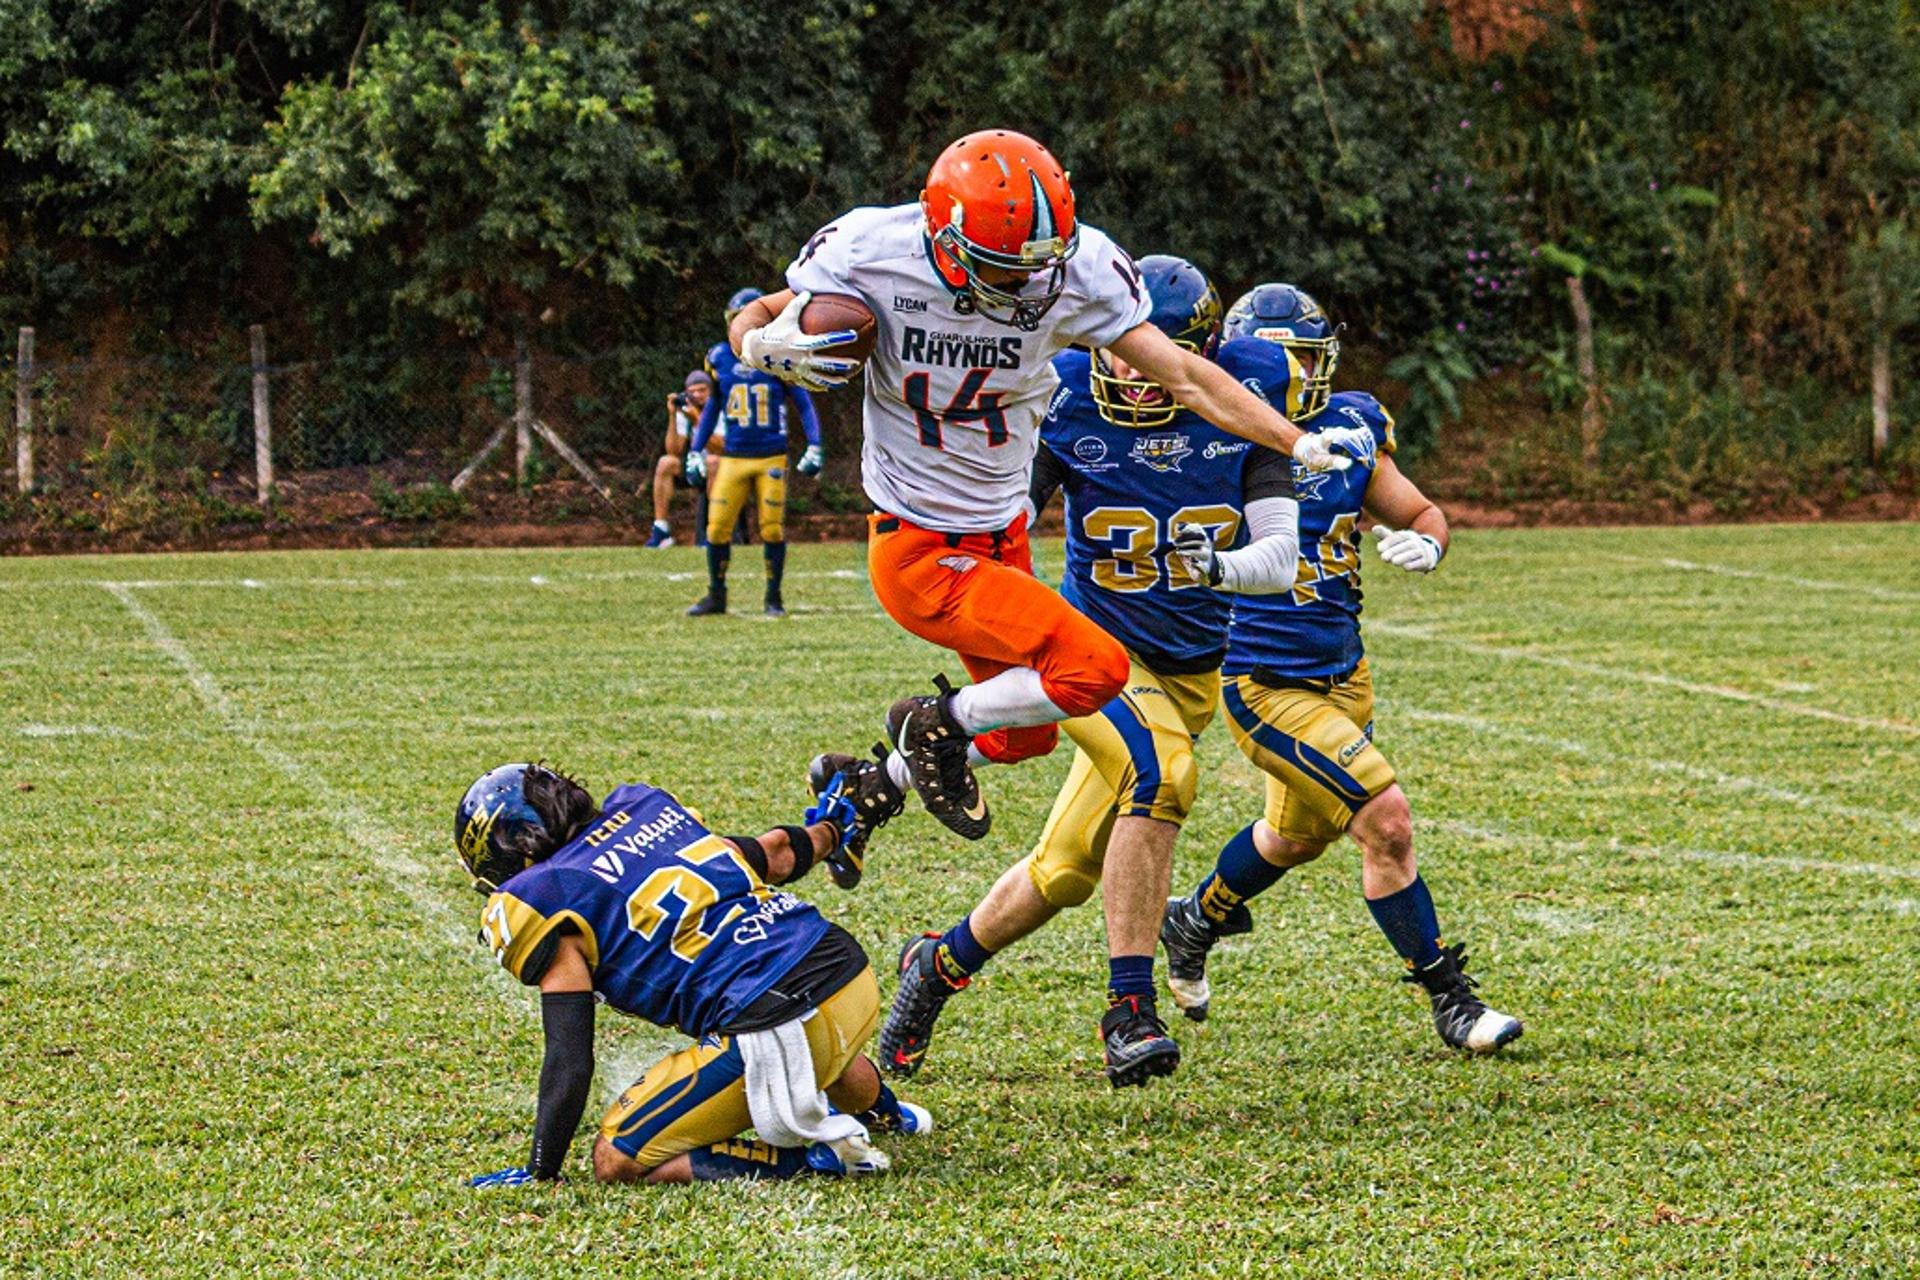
[1406,943,1524,1053]
[1101,994,1180,1088]
[886,674,990,840]
[1159,894,1254,1022]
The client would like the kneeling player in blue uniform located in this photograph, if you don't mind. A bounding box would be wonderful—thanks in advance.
[456,759,930,1187]
[878,258,1360,1086]
[1160,284,1525,1053]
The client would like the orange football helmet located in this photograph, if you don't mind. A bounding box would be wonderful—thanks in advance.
[921,129,1081,331]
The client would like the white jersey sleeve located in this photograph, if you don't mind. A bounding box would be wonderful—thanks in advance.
[1051,225,1154,351]
[785,208,889,299]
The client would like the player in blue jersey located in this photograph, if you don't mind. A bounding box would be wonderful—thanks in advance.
[878,258,1344,1087]
[1160,284,1525,1054]
[685,286,827,618]
[454,758,934,1188]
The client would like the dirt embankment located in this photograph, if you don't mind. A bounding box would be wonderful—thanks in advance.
[5,473,1918,557]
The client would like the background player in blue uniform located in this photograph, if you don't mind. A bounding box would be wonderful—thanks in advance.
[685,287,826,617]
[454,759,931,1187]
[876,258,1336,1087]
[1160,284,1525,1054]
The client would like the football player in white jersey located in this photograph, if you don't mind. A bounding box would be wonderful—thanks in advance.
[729,129,1366,840]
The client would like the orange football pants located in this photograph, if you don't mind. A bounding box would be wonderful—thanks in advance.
[867,512,1129,764]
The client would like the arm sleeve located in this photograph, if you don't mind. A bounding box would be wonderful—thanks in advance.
[1241,445,1298,502]
[527,991,596,1180]
[1023,441,1068,526]
[690,390,720,455]
[1214,496,1301,594]
[788,387,821,447]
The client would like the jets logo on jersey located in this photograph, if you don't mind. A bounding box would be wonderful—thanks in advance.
[1129,432,1193,473]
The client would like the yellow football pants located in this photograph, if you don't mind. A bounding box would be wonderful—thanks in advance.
[707,454,786,544]
[1026,655,1220,908]
[1220,658,1397,846]
[597,967,879,1168]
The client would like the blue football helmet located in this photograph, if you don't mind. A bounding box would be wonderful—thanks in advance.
[725,287,765,322]
[1222,283,1340,418]
[454,763,595,893]
[1089,254,1222,429]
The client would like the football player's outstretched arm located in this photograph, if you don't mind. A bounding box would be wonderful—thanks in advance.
[723,821,840,885]
[1111,323,1345,474]
[512,938,596,1184]
[1365,455,1449,573]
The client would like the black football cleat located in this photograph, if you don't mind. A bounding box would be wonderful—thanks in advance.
[807,744,906,890]
[1405,943,1524,1054]
[1101,994,1180,1088]
[877,933,969,1079]
[764,588,786,618]
[1159,895,1254,1022]
[686,587,727,617]
[886,674,989,840]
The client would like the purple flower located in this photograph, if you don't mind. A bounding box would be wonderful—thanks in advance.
[1490,280,1501,291]
[1649,180,1660,191]
[1475,276,1487,285]
[1455,321,1467,332]
[1460,118,1471,129]
[1492,80,1505,92]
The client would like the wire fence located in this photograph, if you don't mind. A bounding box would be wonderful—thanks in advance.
[1,327,865,512]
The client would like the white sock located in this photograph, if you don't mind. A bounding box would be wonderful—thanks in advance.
[966,743,995,770]
[652,519,670,533]
[886,750,912,791]
[949,668,1067,734]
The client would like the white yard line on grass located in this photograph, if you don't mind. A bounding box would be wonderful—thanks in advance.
[1396,706,1920,836]
[100,583,675,1094]
[1434,816,1920,882]
[1620,555,1920,603]
[1370,620,1920,738]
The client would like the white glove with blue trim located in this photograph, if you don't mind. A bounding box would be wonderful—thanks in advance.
[739,292,861,392]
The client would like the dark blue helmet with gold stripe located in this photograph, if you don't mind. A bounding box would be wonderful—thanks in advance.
[1223,283,1340,418]
[455,763,597,893]
[1089,254,1222,428]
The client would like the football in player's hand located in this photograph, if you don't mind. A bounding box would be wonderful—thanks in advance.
[799,293,878,368]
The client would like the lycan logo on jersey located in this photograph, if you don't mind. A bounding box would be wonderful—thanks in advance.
[1128,433,1192,473]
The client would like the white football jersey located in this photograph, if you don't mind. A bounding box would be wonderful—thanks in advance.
[786,203,1152,532]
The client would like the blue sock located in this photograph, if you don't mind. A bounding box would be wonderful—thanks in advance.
[1365,876,1443,969]
[854,1081,903,1130]
[1107,954,1155,1001]
[938,916,993,977]
[705,542,730,594]
[687,1139,810,1181]
[764,539,787,591]
[1193,822,1286,924]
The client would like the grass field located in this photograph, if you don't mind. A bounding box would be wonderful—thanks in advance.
[4,524,1918,1278]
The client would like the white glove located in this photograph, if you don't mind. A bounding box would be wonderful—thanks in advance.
[1371,524,1444,573]
[738,292,862,392]
[1171,521,1224,588]
[683,451,707,485]
[1291,427,1370,474]
[796,444,825,476]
